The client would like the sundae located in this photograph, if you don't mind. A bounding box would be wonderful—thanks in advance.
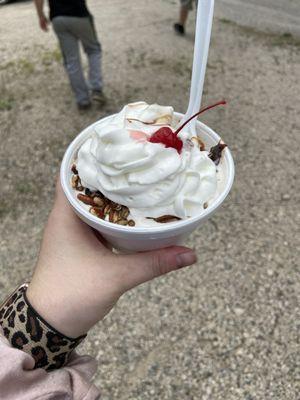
[71,101,227,227]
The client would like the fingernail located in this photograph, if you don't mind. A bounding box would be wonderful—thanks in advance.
[176,251,197,268]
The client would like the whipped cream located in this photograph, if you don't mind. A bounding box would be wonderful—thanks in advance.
[76,102,217,223]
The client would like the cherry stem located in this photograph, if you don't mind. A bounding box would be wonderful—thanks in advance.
[175,100,226,135]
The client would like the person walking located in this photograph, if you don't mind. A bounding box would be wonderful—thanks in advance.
[34,0,104,110]
[174,0,198,36]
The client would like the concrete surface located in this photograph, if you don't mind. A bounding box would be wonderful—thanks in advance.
[0,0,299,399]
[217,0,300,38]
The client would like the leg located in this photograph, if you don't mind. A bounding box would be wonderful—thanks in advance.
[174,0,193,35]
[179,5,189,27]
[77,16,103,92]
[52,17,90,105]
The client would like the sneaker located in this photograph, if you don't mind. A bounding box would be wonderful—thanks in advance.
[77,101,92,111]
[173,23,185,36]
[92,90,106,106]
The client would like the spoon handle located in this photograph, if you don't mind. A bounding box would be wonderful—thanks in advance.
[184,0,215,128]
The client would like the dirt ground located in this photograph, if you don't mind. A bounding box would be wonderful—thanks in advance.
[0,1,299,399]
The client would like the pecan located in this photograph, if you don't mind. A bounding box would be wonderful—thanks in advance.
[90,207,104,219]
[191,136,205,151]
[110,201,118,210]
[90,207,97,216]
[77,193,95,206]
[109,210,115,222]
[71,164,78,175]
[128,220,135,227]
[71,175,78,188]
[93,197,105,207]
[76,176,84,191]
[117,219,128,226]
[113,211,120,223]
[103,204,111,215]
[121,206,130,219]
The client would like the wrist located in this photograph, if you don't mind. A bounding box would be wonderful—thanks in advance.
[0,284,86,370]
[27,280,90,339]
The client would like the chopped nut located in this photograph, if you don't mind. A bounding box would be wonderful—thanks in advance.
[117,219,128,226]
[104,204,111,215]
[89,207,97,216]
[204,202,208,209]
[121,206,130,219]
[109,210,114,222]
[76,177,84,191]
[128,220,135,227]
[110,201,118,210]
[108,209,120,223]
[71,175,78,188]
[191,136,205,151]
[93,197,105,207]
[77,193,95,206]
[71,164,78,175]
[90,207,104,219]
[113,211,120,223]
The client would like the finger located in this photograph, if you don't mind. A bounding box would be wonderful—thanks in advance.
[117,246,197,291]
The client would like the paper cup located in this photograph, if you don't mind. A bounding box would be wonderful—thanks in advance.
[60,112,234,252]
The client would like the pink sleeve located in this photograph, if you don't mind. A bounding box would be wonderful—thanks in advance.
[0,328,100,400]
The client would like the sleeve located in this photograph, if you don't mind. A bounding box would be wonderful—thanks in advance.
[0,328,101,400]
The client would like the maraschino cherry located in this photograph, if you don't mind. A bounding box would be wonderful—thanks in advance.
[149,100,226,153]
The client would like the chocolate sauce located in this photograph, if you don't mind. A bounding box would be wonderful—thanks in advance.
[208,141,227,165]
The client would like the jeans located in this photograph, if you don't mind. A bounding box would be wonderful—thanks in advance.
[52,16,103,105]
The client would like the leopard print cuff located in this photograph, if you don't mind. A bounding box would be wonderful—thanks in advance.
[0,284,86,371]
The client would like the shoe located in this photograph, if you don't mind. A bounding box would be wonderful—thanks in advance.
[92,90,106,106]
[77,101,92,111]
[174,23,185,35]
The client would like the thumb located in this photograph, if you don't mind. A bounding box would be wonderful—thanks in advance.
[118,246,197,291]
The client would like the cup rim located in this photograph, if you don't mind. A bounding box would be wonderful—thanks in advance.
[60,112,235,234]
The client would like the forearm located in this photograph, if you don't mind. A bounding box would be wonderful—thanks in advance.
[34,0,45,19]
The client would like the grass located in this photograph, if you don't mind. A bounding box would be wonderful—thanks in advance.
[0,97,14,111]
[17,58,35,75]
[0,47,62,78]
[42,47,62,65]
[0,61,15,71]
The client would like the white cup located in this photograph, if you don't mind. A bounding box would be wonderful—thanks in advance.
[60,112,234,252]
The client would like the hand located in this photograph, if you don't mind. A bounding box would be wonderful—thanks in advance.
[26,180,197,338]
[39,15,49,32]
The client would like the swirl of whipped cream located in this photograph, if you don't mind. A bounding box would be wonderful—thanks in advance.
[77,102,217,220]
